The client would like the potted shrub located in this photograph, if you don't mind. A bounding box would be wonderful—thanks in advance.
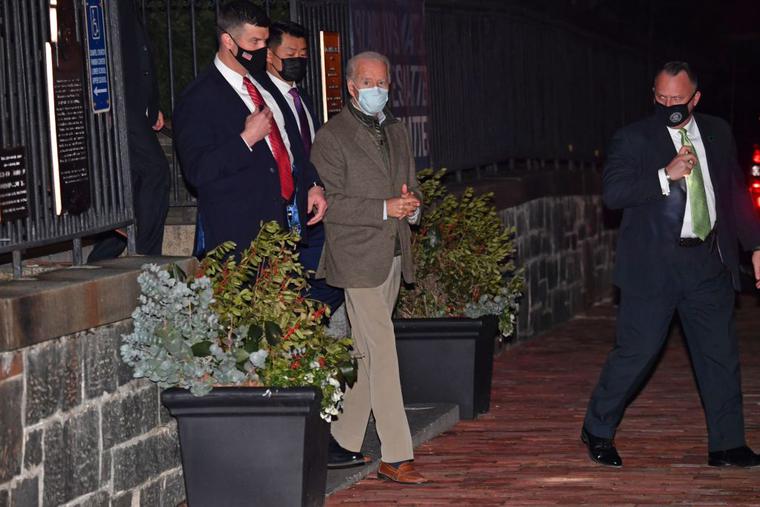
[120,221,355,507]
[394,170,524,419]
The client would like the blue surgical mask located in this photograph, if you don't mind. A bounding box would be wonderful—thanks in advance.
[356,86,389,115]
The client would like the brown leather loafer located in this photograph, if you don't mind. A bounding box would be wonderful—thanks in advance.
[377,461,429,484]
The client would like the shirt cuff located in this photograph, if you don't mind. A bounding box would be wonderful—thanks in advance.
[658,168,670,196]
[408,207,420,224]
[383,200,388,220]
[240,135,253,152]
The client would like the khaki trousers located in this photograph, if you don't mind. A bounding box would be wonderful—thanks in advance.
[331,256,414,462]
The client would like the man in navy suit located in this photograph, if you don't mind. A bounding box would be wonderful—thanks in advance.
[254,20,354,469]
[173,1,326,257]
[254,21,344,312]
[88,0,169,262]
[581,61,760,469]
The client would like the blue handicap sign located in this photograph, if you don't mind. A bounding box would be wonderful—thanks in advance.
[85,0,111,113]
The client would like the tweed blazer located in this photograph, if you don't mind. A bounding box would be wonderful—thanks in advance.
[310,106,420,288]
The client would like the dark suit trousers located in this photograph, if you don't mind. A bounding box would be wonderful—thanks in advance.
[584,238,745,452]
[298,223,344,312]
[88,123,169,262]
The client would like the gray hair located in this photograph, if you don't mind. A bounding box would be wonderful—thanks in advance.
[346,51,391,82]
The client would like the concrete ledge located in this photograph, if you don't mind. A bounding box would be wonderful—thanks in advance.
[326,402,459,494]
[448,168,603,210]
[0,256,197,352]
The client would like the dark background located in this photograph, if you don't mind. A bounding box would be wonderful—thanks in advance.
[138,0,760,175]
[519,0,760,165]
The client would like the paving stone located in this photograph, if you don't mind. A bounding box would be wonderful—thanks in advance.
[0,352,22,382]
[99,449,111,487]
[139,479,160,507]
[159,469,186,507]
[25,338,82,424]
[66,489,108,507]
[101,387,158,449]
[23,429,42,470]
[326,403,458,495]
[111,430,180,491]
[9,476,37,507]
[0,378,22,483]
[116,330,138,387]
[42,407,99,507]
[110,491,132,507]
[82,325,122,399]
[326,294,760,505]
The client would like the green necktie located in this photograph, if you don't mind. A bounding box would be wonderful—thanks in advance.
[678,128,711,240]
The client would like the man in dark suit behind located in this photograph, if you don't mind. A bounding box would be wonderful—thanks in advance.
[88,0,169,261]
[172,1,326,257]
[254,21,344,312]
[581,61,760,469]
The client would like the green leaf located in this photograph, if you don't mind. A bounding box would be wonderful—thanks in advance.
[168,264,187,282]
[246,325,264,346]
[243,337,259,353]
[234,348,250,363]
[338,358,358,388]
[264,321,282,346]
[191,341,212,357]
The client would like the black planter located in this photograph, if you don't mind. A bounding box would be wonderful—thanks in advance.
[394,316,498,419]
[161,386,328,507]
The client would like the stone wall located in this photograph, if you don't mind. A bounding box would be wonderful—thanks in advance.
[500,195,617,340]
[0,320,184,507]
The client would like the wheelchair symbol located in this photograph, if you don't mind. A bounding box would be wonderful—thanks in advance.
[89,6,101,40]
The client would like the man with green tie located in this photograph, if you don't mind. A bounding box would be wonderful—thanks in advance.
[581,61,760,468]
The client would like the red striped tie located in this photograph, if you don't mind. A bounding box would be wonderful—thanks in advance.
[242,77,294,201]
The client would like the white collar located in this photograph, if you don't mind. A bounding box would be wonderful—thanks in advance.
[267,70,296,96]
[667,115,697,137]
[214,54,249,90]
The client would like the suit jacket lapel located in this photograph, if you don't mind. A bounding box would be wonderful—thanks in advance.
[693,114,723,212]
[650,117,687,194]
[299,88,321,130]
[385,122,404,182]
[353,127,387,175]
[210,65,251,120]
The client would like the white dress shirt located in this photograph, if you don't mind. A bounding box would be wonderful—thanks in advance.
[657,116,717,238]
[266,71,315,141]
[213,56,294,164]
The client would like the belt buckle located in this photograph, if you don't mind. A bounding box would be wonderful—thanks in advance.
[678,230,714,248]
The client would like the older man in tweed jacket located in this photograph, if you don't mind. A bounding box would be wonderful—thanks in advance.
[310,51,427,484]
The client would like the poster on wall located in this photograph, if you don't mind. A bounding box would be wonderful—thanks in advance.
[44,0,92,216]
[350,0,431,169]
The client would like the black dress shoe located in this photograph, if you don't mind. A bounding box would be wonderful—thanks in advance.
[708,446,760,468]
[328,435,370,469]
[581,427,622,468]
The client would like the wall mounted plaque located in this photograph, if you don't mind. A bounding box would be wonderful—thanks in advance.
[0,146,30,223]
[319,31,343,120]
[44,0,91,215]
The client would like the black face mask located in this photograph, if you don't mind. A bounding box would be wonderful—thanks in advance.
[227,33,267,74]
[276,56,308,83]
[655,89,698,127]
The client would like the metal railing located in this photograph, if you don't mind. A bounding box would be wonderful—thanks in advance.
[291,0,351,126]
[0,0,132,277]
[424,0,649,173]
[138,0,293,207]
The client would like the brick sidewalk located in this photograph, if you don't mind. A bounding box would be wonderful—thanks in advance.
[327,294,760,506]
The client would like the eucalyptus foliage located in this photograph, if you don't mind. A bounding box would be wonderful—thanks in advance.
[121,221,356,421]
[396,169,525,336]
